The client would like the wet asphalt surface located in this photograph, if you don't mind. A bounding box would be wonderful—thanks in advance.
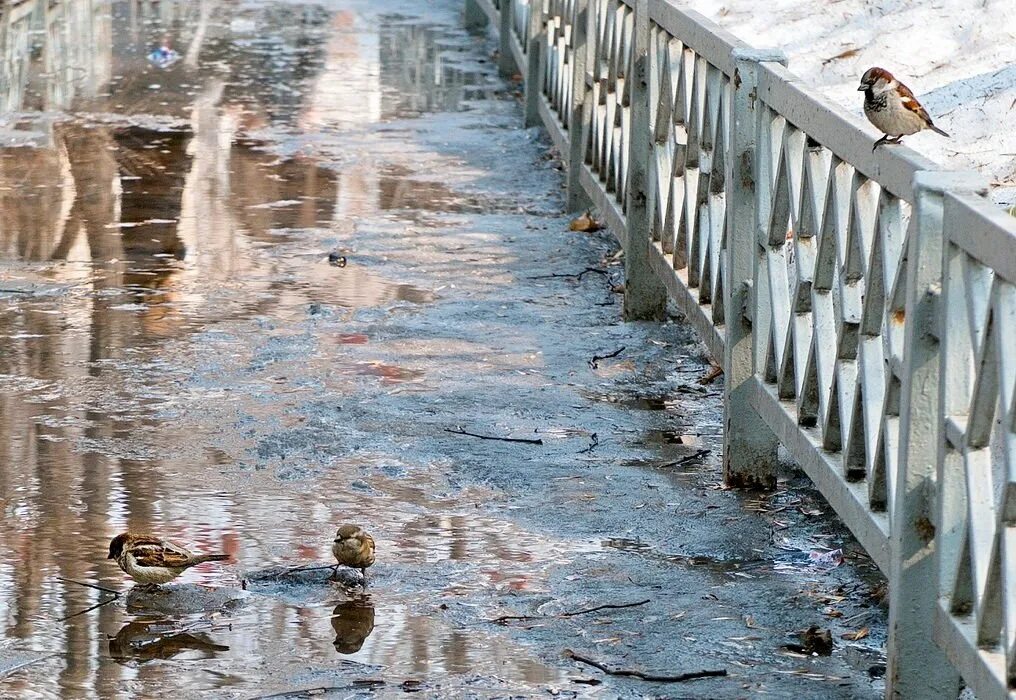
[0,0,887,698]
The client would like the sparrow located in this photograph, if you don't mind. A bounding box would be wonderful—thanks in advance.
[332,524,376,585]
[107,532,230,587]
[858,67,949,151]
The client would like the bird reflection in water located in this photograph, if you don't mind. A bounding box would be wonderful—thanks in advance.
[331,597,375,654]
[108,619,229,663]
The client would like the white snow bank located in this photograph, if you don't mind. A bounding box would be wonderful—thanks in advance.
[686,0,1016,206]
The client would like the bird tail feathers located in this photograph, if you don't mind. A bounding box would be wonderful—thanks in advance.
[928,123,950,138]
[190,553,230,565]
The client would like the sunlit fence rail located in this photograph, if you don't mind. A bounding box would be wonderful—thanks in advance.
[464,0,1016,697]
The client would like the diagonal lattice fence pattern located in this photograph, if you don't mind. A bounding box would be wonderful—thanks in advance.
[464,0,1016,697]
[937,192,1016,696]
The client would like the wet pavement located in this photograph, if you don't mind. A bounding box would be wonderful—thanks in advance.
[0,1,887,698]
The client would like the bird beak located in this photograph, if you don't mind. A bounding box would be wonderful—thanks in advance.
[857,84,866,92]
[333,538,343,543]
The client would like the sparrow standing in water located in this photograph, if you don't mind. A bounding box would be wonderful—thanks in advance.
[332,525,376,586]
[858,67,949,151]
[108,532,230,587]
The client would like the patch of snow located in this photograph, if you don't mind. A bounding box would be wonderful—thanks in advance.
[688,0,1016,205]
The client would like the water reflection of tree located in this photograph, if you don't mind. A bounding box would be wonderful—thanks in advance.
[0,1,548,696]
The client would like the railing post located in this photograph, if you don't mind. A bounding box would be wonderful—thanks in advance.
[887,171,984,699]
[464,0,488,33]
[622,0,666,321]
[722,48,785,489]
[565,0,591,213]
[523,1,546,127]
[498,0,517,77]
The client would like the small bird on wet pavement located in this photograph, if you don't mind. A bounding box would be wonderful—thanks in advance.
[332,524,375,586]
[108,532,230,588]
[859,67,949,151]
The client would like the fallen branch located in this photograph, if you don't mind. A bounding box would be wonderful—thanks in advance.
[589,346,625,369]
[444,427,543,445]
[528,267,608,281]
[248,680,385,700]
[490,598,650,624]
[283,564,337,574]
[659,449,711,469]
[698,365,723,385]
[59,578,121,596]
[241,563,341,589]
[57,594,120,622]
[559,598,650,617]
[56,577,123,621]
[564,649,727,683]
[0,288,32,295]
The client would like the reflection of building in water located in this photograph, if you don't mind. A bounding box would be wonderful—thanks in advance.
[378,19,491,119]
[0,1,36,112]
[0,0,112,112]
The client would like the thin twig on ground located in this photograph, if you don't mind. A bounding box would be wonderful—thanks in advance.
[490,598,650,624]
[698,365,723,385]
[241,563,340,589]
[58,578,121,596]
[247,680,385,699]
[283,564,337,574]
[0,288,32,294]
[559,599,650,617]
[57,595,120,622]
[56,577,123,621]
[659,449,712,469]
[444,427,543,445]
[527,267,608,281]
[564,649,727,683]
[589,347,625,369]
[577,432,599,454]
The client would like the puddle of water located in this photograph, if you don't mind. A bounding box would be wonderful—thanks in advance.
[0,1,566,697]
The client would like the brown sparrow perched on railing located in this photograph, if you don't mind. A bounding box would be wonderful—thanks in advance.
[108,532,230,587]
[858,67,949,151]
[332,524,376,585]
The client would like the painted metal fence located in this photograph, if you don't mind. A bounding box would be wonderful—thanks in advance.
[464,0,1016,697]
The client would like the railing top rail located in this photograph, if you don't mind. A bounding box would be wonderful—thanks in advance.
[648,1,747,77]
[944,191,1016,283]
[645,1,945,203]
[756,61,943,202]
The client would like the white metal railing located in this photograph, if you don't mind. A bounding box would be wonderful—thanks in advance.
[464,0,1016,697]
[935,189,1016,697]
